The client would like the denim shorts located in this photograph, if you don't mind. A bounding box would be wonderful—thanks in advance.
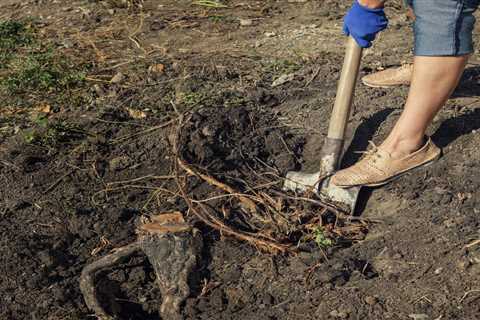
[404,0,479,56]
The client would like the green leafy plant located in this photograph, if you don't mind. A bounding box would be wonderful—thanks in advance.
[0,20,32,63]
[264,59,301,75]
[179,91,206,107]
[208,15,225,23]
[314,227,333,248]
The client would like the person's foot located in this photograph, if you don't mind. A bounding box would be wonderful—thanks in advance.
[331,137,441,187]
[362,64,413,88]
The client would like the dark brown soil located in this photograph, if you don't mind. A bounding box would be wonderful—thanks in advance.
[1,1,480,320]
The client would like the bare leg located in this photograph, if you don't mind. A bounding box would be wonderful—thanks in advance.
[380,55,469,158]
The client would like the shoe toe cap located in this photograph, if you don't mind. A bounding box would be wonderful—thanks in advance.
[331,170,354,187]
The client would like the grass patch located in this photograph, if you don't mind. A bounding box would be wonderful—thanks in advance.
[263,58,302,80]
[180,91,206,107]
[0,19,89,106]
[3,47,86,94]
[208,15,226,23]
[0,20,33,63]
[23,115,86,147]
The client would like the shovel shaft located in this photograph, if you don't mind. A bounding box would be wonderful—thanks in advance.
[320,37,363,174]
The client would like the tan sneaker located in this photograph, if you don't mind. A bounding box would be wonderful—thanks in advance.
[362,64,413,88]
[331,138,441,187]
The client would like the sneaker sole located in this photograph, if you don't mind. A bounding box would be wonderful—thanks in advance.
[361,79,410,89]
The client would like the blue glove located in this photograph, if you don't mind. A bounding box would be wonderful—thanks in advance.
[343,1,388,48]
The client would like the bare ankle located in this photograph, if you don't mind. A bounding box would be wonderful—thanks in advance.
[381,135,425,158]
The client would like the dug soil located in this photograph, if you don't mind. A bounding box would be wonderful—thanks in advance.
[1,1,479,320]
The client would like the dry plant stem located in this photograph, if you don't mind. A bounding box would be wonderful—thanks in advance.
[459,289,480,303]
[106,174,176,186]
[112,119,176,143]
[43,169,76,194]
[197,201,290,253]
[79,242,142,320]
[177,158,259,214]
[465,239,480,249]
[175,166,290,253]
[269,189,367,222]
[173,116,291,254]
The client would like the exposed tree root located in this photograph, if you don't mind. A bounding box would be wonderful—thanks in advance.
[80,242,142,320]
[80,213,203,320]
[177,157,259,215]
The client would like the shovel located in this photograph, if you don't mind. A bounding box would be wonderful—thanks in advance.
[283,36,363,213]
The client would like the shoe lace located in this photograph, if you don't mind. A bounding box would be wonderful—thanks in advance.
[354,141,380,159]
[353,141,386,174]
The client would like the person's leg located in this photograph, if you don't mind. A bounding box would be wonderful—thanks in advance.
[331,0,478,187]
[382,0,478,157]
[380,55,469,159]
[361,0,415,88]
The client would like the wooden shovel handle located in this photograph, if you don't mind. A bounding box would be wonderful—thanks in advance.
[320,37,363,174]
[328,36,363,140]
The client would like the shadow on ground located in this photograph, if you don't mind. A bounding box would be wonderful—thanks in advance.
[453,65,480,98]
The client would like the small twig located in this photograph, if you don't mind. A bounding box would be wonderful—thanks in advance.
[193,0,228,8]
[112,119,176,143]
[190,193,259,204]
[304,66,321,87]
[92,117,150,127]
[170,100,181,117]
[92,184,161,205]
[0,160,21,171]
[99,59,135,72]
[459,289,480,303]
[43,170,75,194]
[106,174,176,186]
[85,76,111,83]
[464,239,480,249]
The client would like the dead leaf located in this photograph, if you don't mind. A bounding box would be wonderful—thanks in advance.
[139,212,190,234]
[148,63,165,74]
[271,73,295,87]
[39,104,51,114]
[126,107,147,119]
[110,72,125,84]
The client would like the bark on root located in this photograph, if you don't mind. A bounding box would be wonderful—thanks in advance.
[79,215,202,320]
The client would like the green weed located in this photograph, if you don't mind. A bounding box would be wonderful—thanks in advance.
[208,15,225,23]
[0,19,88,106]
[23,115,86,147]
[179,91,206,107]
[3,47,86,94]
[224,95,247,108]
[0,20,32,63]
[314,227,333,248]
[263,58,301,79]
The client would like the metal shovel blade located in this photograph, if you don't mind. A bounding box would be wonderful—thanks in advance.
[283,171,360,213]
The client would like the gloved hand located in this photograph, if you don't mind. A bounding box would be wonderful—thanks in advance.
[343,0,388,48]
